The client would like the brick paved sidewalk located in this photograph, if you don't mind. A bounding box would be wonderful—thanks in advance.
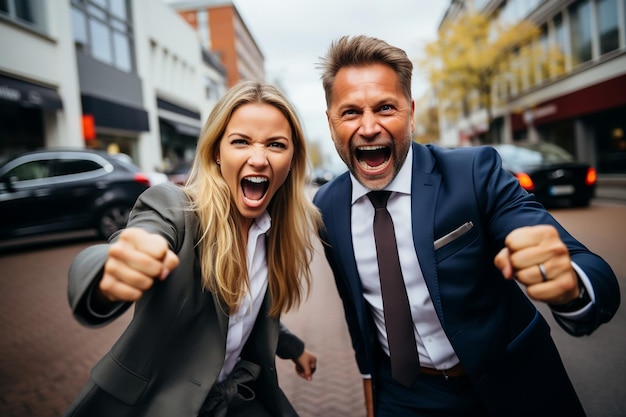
[0,238,364,417]
[276,240,364,417]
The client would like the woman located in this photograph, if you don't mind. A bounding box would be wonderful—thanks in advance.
[64,81,322,417]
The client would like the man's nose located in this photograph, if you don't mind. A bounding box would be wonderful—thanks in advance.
[359,111,381,138]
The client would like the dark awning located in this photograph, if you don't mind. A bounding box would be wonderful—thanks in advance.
[0,75,63,110]
[160,118,201,137]
[156,97,201,120]
[82,95,149,132]
[157,97,202,138]
[170,121,201,137]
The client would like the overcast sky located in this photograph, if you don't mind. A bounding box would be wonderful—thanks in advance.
[230,0,449,164]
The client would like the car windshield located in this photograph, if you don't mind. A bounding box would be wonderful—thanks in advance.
[495,143,574,165]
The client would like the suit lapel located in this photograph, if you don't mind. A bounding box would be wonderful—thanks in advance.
[410,144,445,324]
[329,176,364,304]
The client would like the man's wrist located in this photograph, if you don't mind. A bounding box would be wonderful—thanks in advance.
[550,276,591,313]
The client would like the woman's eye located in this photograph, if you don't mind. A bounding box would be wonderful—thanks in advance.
[269,142,287,149]
[231,139,247,145]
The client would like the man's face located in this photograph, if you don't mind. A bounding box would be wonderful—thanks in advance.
[326,63,414,190]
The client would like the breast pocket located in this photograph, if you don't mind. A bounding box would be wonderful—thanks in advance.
[434,221,477,263]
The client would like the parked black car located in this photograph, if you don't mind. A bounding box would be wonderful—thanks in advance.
[0,149,151,241]
[310,164,347,186]
[491,142,596,207]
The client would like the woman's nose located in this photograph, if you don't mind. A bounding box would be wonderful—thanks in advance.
[248,146,269,166]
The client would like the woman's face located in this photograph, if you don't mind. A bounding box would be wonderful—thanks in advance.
[217,102,294,229]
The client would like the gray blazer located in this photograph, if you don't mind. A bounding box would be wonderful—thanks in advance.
[65,183,301,417]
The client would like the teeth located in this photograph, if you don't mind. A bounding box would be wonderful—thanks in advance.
[358,145,386,151]
[244,176,268,183]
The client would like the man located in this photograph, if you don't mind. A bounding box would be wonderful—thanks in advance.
[313,35,619,417]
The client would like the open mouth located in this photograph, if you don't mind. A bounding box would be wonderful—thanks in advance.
[356,145,391,169]
[241,176,269,201]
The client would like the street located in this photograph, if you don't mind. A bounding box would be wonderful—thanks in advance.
[0,201,624,417]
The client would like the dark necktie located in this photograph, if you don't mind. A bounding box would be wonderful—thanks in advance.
[368,191,420,387]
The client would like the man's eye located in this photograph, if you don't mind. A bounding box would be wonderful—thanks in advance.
[342,109,357,117]
[380,104,393,112]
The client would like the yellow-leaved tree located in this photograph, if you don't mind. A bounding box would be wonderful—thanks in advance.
[418,11,564,144]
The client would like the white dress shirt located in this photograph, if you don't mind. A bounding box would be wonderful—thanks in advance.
[217,211,271,382]
[351,146,460,371]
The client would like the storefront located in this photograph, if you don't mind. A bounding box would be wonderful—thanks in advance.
[510,74,626,174]
[0,74,63,158]
[81,94,149,161]
[156,97,202,171]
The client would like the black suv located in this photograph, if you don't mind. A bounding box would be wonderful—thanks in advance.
[0,149,151,241]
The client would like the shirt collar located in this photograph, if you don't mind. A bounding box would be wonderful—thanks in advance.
[351,145,413,205]
[249,210,272,236]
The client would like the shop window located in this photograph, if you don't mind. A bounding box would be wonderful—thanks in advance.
[593,108,626,174]
[0,101,44,156]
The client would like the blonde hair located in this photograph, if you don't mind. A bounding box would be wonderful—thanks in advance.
[183,81,321,317]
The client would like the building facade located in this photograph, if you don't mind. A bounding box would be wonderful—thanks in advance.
[168,0,265,87]
[438,0,626,182]
[1,0,227,174]
[0,0,83,156]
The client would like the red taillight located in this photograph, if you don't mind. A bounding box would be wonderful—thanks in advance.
[134,173,151,186]
[516,173,534,190]
[585,167,597,186]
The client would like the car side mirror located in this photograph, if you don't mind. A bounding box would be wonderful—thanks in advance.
[1,176,17,192]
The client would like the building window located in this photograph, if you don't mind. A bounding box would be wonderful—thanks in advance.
[623,0,626,46]
[71,0,133,73]
[597,0,619,54]
[569,0,593,66]
[0,0,47,32]
[553,13,567,55]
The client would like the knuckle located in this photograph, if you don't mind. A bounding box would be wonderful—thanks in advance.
[99,276,115,293]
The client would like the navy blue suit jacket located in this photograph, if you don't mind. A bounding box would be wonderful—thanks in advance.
[314,143,619,416]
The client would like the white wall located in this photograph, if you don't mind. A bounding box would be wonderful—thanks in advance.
[0,0,83,148]
[133,0,206,171]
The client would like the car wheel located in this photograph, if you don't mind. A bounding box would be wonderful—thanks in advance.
[98,204,131,239]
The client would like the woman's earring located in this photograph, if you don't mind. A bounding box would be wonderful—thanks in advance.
[216,159,220,165]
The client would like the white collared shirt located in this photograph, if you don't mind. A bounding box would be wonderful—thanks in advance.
[351,146,460,370]
[217,211,271,382]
